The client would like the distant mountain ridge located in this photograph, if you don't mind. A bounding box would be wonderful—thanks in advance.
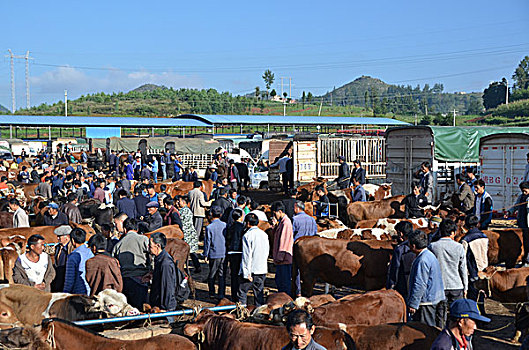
[318,75,482,115]
[130,84,168,93]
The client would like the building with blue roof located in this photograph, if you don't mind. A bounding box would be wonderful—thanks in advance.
[0,114,408,139]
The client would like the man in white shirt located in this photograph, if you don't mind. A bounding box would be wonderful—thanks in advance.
[9,198,29,228]
[237,213,270,306]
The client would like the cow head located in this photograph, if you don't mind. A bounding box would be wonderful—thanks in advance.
[293,297,313,313]
[92,289,140,317]
[0,301,20,329]
[183,309,216,339]
[475,266,503,298]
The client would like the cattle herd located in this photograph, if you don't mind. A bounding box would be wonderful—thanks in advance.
[0,153,527,350]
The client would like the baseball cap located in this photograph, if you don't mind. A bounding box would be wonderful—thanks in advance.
[450,299,490,322]
[47,202,59,209]
[146,201,160,208]
[54,225,72,236]
[210,206,223,216]
[338,156,345,161]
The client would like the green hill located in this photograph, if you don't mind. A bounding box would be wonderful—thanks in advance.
[319,75,483,115]
[0,104,9,114]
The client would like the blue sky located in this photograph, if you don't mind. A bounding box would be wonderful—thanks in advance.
[1,0,528,109]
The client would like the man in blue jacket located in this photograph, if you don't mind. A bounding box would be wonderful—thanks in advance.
[63,228,94,295]
[407,229,445,327]
[148,232,177,312]
[472,180,492,230]
[204,206,227,300]
[386,221,415,299]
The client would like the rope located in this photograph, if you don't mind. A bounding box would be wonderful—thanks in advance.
[45,322,55,349]
[0,321,22,328]
[477,321,514,333]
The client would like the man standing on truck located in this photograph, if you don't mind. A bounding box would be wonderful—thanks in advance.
[350,160,366,186]
[336,156,350,189]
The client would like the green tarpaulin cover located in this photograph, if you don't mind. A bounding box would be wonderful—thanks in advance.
[430,126,529,162]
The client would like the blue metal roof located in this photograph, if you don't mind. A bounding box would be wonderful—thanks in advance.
[177,114,409,126]
[0,115,211,127]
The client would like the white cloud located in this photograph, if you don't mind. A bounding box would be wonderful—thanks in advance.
[29,66,203,98]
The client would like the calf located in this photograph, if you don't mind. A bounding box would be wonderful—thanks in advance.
[0,224,95,246]
[475,266,529,303]
[165,238,189,271]
[293,236,393,296]
[183,311,354,350]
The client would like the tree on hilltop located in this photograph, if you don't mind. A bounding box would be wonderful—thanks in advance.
[262,69,275,99]
[513,56,529,90]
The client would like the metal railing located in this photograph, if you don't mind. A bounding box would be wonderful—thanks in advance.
[74,304,240,326]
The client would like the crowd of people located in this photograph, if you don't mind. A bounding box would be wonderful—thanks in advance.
[8,144,529,350]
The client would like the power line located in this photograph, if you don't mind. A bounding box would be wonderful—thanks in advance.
[30,43,529,74]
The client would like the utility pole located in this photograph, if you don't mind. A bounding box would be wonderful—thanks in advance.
[505,79,509,105]
[8,50,15,114]
[6,49,32,113]
[452,109,458,127]
[65,90,68,117]
[25,51,30,109]
[289,77,291,101]
[425,104,428,116]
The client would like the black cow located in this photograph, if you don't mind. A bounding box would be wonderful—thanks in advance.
[235,163,250,191]
[78,198,114,229]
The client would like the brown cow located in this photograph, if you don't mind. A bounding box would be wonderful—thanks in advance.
[475,266,529,303]
[0,224,96,245]
[309,290,406,328]
[0,300,20,329]
[293,236,393,296]
[183,311,355,350]
[346,195,406,226]
[0,243,21,283]
[353,219,379,229]
[170,180,215,198]
[344,322,440,349]
[296,178,328,202]
[164,238,189,271]
[147,225,184,240]
[0,284,103,326]
[38,318,196,350]
[0,212,13,229]
[484,229,524,268]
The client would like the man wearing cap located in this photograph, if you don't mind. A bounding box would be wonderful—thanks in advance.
[43,203,69,226]
[336,156,350,189]
[144,201,163,232]
[431,298,490,350]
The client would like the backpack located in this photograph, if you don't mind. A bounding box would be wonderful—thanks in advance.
[174,261,191,304]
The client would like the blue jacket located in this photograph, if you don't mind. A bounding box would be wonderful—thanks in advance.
[474,191,493,229]
[63,244,94,295]
[407,249,445,309]
[386,240,415,299]
[204,219,226,259]
[116,197,137,219]
[352,185,366,202]
[431,328,473,350]
[125,164,134,180]
[150,250,177,311]
[293,212,317,241]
